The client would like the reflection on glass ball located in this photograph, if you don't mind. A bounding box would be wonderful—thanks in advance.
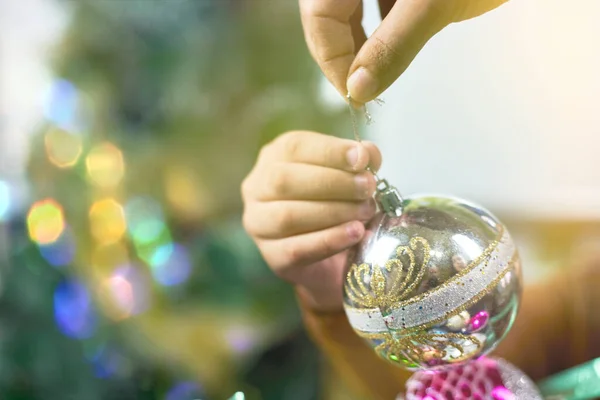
[343,195,522,370]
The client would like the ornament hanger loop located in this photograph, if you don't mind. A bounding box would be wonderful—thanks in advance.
[347,92,404,216]
[346,93,379,177]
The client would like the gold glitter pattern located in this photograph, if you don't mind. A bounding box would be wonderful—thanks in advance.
[393,227,504,309]
[345,253,518,335]
[356,330,484,365]
[397,255,517,334]
[345,237,431,309]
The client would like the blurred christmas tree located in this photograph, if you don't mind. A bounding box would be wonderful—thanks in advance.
[0,0,350,399]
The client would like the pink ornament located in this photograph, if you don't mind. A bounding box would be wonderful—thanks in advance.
[404,357,542,400]
[492,386,516,400]
[469,311,489,332]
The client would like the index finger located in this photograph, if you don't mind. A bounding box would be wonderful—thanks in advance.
[299,0,362,97]
[268,131,382,173]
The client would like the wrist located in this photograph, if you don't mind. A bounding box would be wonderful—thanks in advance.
[295,284,345,314]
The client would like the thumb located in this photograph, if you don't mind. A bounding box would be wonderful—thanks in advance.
[347,0,452,103]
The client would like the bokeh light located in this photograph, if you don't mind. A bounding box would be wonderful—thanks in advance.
[164,165,210,218]
[101,275,133,321]
[100,265,149,320]
[149,242,173,267]
[125,196,166,245]
[38,226,76,268]
[165,381,204,400]
[91,243,129,277]
[150,243,192,286]
[86,142,125,188]
[27,199,66,245]
[124,195,186,278]
[89,198,127,245]
[92,351,119,379]
[43,79,79,130]
[226,326,256,355]
[0,181,10,221]
[44,126,83,168]
[54,279,97,339]
[134,227,174,266]
[89,345,131,380]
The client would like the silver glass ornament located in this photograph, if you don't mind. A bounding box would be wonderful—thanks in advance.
[343,178,522,370]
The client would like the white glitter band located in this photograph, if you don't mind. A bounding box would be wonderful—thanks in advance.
[345,230,516,333]
[344,307,387,333]
[385,230,515,330]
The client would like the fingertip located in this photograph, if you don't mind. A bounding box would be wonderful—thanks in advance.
[345,220,365,242]
[336,81,350,100]
[355,143,371,171]
[345,140,370,171]
[347,67,380,104]
[362,141,383,172]
[321,59,354,102]
[347,0,450,102]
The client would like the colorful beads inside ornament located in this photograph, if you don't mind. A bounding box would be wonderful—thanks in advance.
[469,311,490,332]
[343,195,523,370]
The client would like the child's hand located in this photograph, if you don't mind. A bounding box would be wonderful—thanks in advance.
[242,131,381,311]
[300,0,509,103]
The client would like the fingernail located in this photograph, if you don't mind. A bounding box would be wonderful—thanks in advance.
[358,200,376,220]
[354,174,371,199]
[346,146,359,169]
[346,222,363,240]
[347,67,379,103]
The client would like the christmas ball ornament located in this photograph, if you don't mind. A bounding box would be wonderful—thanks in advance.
[402,357,543,400]
[343,179,522,370]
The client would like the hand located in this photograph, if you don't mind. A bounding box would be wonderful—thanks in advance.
[242,131,382,312]
[300,0,510,103]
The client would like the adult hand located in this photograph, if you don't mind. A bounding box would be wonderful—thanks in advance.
[242,131,382,312]
[299,0,509,103]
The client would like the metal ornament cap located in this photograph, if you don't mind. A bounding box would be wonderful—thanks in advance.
[374,178,404,217]
[343,194,523,370]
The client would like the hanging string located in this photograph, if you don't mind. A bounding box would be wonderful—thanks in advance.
[346,93,384,182]
[346,93,384,141]
[346,93,403,214]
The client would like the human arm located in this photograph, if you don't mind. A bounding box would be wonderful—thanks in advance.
[297,259,600,399]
